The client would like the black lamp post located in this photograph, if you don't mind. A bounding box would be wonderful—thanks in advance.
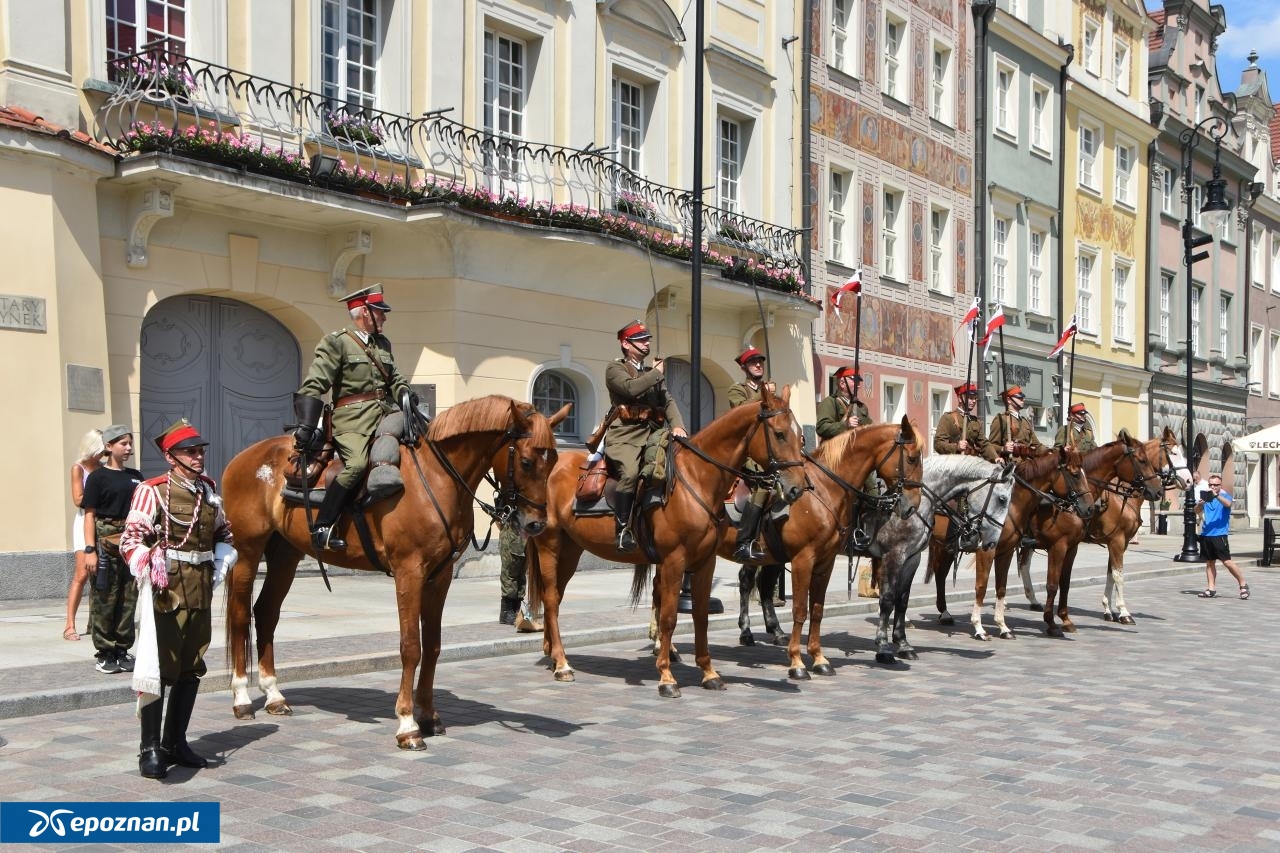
[1175,116,1232,562]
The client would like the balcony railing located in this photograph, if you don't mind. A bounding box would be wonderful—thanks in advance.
[94,45,808,299]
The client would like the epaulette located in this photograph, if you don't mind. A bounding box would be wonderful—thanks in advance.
[143,474,167,488]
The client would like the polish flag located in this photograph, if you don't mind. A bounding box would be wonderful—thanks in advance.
[951,297,982,357]
[830,270,862,319]
[978,306,1005,359]
[1047,316,1078,360]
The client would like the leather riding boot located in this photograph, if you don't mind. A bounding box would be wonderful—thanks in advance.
[311,481,351,551]
[614,492,636,552]
[733,502,767,562]
[499,596,519,626]
[161,678,208,769]
[138,687,167,779]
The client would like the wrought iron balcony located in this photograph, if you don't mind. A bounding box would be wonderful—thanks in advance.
[93,45,809,300]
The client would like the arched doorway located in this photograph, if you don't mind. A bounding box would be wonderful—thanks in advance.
[139,296,300,480]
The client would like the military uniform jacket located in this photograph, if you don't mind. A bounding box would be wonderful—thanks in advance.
[726,380,762,410]
[989,412,1045,455]
[815,394,872,441]
[1054,424,1097,452]
[605,358,684,443]
[298,328,410,437]
[934,410,999,462]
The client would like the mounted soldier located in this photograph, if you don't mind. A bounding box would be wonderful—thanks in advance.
[988,385,1044,460]
[934,382,999,461]
[1054,402,1097,452]
[604,320,687,551]
[292,284,410,551]
[727,346,776,561]
[815,365,872,441]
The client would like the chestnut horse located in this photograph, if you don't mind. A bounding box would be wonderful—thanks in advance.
[221,396,568,749]
[530,384,807,697]
[1014,427,1190,623]
[930,447,1096,639]
[721,419,924,677]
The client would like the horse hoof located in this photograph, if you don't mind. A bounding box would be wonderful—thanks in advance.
[265,701,292,716]
[875,651,897,665]
[1102,610,1116,622]
[553,667,576,682]
[1028,602,1041,611]
[938,614,955,626]
[810,663,834,676]
[897,648,918,661]
[788,666,811,680]
[1062,622,1077,634]
[769,633,786,646]
[973,632,990,642]
[425,715,446,737]
[1046,625,1064,638]
[232,704,255,721]
[702,677,726,691]
[657,683,682,699]
[999,630,1015,640]
[396,732,428,751]
[739,632,755,647]
[1118,614,1135,626]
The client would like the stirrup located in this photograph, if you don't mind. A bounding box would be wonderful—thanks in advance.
[617,526,636,552]
[734,541,765,562]
[311,525,346,551]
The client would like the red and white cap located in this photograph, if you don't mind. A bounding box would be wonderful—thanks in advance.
[735,346,766,366]
[617,320,652,342]
[342,284,391,312]
[154,418,208,454]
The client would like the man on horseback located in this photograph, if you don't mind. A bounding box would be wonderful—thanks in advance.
[934,382,999,461]
[293,284,410,551]
[1054,402,1097,452]
[815,365,872,441]
[989,385,1044,460]
[604,320,687,552]
[727,346,776,561]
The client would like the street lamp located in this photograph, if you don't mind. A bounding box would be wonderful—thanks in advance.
[1176,116,1232,562]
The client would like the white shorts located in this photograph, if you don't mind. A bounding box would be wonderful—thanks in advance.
[72,508,85,550]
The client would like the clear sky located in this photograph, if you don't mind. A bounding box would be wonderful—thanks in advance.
[1148,0,1280,97]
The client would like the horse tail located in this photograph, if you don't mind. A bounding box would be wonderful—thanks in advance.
[629,563,651,609]
[223,553,253,677]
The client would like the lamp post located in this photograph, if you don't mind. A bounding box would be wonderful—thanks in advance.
[1175,116,1232,562]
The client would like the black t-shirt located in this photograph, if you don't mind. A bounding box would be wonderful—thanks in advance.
[82,466,143,520]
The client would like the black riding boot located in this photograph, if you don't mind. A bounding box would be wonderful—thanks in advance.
[733,502,767,562]
[614,492,636,552]
[138,687,167,779]
[161,678,208,769]
[499,596,519,626]
[311,481,351,551]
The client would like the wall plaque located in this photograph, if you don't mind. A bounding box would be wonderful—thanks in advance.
[0,294,46,332]
[67,364,105,413]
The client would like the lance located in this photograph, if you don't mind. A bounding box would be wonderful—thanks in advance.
[852,286,863,404]
[964,311,978,440]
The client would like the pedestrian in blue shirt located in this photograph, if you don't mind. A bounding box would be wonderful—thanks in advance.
[1196,473,1249,600]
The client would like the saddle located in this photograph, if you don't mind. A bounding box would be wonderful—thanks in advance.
[280,410,408,507]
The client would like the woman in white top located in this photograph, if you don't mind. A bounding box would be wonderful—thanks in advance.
[64,429,103,641]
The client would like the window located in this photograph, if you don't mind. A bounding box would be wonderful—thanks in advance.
[1272,235,1280,291]
[1113,261,1131,343]
[829,168,852,264]
[1252,225,1264,285]
[533,372,579,439]
[1191,285,1202,356]
[484,29,527,186]
[1218,293,1231,357]
[1077,250,1096,333]
[1194,85,1204,123]
[1082,18,1101,76]
[882,381,904,423]
[931,41,954,125]
[106,0,186,75]
[1161,165,1178,215]
[323,0,379,110]
[1029,229,1046,314]
[930,205,952,294]
[994,62,1015,137]
[1114,141,1135,207]
[831,0,859,76]
[881,186,904,280]
[1159,272,1173,346]
[1113,40,1131,94]
[992,215,1010,304]
[1251,326,1263,393]
[718,117,742,212]
[883,11,907,101]
[1078,122,1099,191]
[612,77,644,178]
[1271,332,1280,396]
[1190,183,1202,228]
[930,389,948,439]
[1218,198,1233,242]
[1031,81,1051,155]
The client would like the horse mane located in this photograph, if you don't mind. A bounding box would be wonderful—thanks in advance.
[924,453,994,484]
[428,395,555,449]
[812,424,898,468]
[1015,449,1066,480]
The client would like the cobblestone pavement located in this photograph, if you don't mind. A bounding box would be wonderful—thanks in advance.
[2,570,1278,851]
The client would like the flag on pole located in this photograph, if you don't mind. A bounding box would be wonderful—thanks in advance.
[1047,316,1078,360]
[951,296,982,357]
[978,306,1005,359]
[830,270,862,319]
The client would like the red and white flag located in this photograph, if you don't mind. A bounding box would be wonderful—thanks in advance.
[830,270,862,319]
[978,306,1005,359]
[951,297,982,357]
[1047,316,1078,360]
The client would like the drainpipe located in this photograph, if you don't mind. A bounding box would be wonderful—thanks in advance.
[801,0,813,347]
[1145,135,1160,447]
[1056,41,1075,422]
[972,0,996,422]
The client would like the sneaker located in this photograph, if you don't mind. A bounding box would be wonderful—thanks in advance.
[95,656,123,674]
[116,652,135,672]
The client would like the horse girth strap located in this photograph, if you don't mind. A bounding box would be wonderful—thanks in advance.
[1014,467,1084,513]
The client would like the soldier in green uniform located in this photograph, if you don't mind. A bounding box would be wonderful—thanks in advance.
[988,385,1045,459]
[294,284,410,551]
[727,346,775,561]
[604,320,687,551]
[498,521,540,632]
[1054,402,1097,452]
[120,419,236,779]
[815,365,872,442]
[934,382,999,461]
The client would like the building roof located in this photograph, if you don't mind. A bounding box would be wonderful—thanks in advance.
[0,105,116,155]
[1148,9,1166,52]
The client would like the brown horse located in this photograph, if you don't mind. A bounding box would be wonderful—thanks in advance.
[718,419,924,678]
[530,384,807,697]
[221,396,568,749]
[931,446,1096,639]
